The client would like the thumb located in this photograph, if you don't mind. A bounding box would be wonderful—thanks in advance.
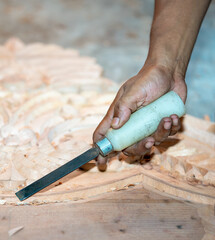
[111,83,169,129]
[111,91,146,129]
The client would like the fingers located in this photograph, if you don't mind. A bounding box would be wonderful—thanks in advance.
[122,116,181,157]
[93,89,124,171]
[93,87,124,143]
[95,115,181,170]
[153,117,172,145]
[153,115,181,145]
[123,137,155,156]
[111,87,147,129]
[111,96,136,129]
[96,152,117,171]
[96,155,107,172]
[93,110,113,143]
[170,114,181,135]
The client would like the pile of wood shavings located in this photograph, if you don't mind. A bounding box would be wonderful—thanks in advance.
[0,38,131,192]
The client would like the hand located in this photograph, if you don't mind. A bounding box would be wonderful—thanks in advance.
[93,64,187,170]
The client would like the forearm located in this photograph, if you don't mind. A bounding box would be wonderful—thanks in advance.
[145,0,211,77]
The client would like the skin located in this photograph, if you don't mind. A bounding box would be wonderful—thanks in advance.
[93,0,211,170]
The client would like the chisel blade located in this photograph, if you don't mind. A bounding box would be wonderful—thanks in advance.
[15,147,100,201]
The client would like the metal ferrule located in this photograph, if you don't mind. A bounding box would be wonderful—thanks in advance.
[95,137,113,157]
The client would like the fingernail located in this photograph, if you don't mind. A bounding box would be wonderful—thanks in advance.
[145,141,154,149]
[164,121,171,130]
[98,164,107,172]
[111,117,119,128]
[172,118,178,126]
[123,151,129,156]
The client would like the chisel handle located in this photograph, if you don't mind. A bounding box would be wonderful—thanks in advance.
[96,91,185,156]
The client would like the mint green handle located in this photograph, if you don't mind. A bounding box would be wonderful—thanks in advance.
[105,91,185,151]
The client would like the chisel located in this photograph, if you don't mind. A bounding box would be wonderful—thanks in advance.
[15,91,185,201]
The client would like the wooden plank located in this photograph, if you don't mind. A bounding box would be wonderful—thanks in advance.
[0,187,204,240]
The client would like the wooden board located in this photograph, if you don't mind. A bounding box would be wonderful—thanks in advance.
[0,187,204,240]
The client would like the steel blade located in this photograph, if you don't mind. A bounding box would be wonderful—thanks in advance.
[15,147,99,201]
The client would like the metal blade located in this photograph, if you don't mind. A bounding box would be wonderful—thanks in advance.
[15,147,100,201]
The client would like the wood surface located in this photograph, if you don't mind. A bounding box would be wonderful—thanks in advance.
[1,114,214,205]
[0,187,204,240]
[0,39,214,208]
[0,39,214,240]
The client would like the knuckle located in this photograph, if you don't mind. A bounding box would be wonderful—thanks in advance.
[135,142,148,155]
[114,102,122,113]
[154,134,163,142]
[123,151,131,156]
[92,132,97,142]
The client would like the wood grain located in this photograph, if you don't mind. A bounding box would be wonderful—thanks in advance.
[0,187,204,240]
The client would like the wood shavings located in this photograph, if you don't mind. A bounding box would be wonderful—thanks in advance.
[151,132,215,186]
[0,39,120,194]
[0,199,6,205]
[8,226,24,237]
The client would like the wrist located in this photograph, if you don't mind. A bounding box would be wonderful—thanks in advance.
[137,57,186,97]
[145,47,188,80]
[137,60,187,103]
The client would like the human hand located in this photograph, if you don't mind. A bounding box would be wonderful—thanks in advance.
[93,64,187,170]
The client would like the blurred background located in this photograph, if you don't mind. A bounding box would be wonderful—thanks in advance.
[0,0,214,120]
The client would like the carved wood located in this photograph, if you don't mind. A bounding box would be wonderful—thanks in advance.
[0,39,214,209]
